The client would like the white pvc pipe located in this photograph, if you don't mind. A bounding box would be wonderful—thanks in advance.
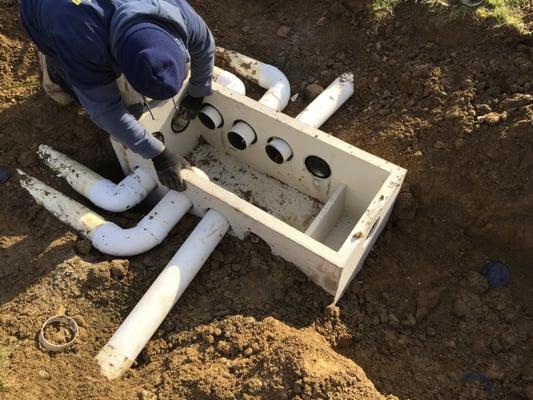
[95,209,229,380]
[18,170,107,239]
[266,138,293,164]
[228,121,256,150]
[216,47,290,111]
[296,73,354,129]
[18,170,192,256]
[198,104,224,130]
[212,66,246,95]
[198,66,246,130]
[92,190,192,256]
[38,145,157,213]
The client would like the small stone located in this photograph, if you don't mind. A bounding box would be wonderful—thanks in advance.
[74,239,92,255]
[110,259,128,280]
[276,25,290,39]
[427,327,437,337]
[85,264,111,288]
[216,340,231,355]
[453,298,468,318]
[304,83,324,101]
[230,263,242,273]
[479,112,502,126]
[38,370,50,380]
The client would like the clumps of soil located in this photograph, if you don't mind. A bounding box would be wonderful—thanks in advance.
[42,321,75,346]
[140,316,394,400]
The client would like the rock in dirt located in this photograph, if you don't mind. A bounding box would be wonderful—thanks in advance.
[478,112,506,126]
[38,370,50,380]
[110,259,129,280]
[74,239,92,255]
[304,83,325,101]
[85,264,111,288]
[276,25,290,39]
[453,298,469,318]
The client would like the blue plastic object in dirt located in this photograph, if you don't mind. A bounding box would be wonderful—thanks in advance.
[461,372,493,392]
[481,261,510,289]
[0,166,10,183]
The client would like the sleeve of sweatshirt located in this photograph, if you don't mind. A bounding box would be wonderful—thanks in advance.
[182,3,215,98]
[72,82,164,159]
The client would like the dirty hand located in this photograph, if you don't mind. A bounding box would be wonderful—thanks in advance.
[151,147,191,192]
[181,95,204,120]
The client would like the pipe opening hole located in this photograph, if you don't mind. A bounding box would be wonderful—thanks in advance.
[198,104,224,130]
[305,155,331,179]
[228,131,247,150]
[266,137,292,164]
[171,108,190,133]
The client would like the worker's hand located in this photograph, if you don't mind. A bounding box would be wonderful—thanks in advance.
[151,147,191,192]
[181,95,204,120]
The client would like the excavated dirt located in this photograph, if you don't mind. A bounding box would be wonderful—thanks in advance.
[1,0,532,399]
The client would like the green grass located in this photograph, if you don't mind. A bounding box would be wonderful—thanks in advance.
[0,348,10,391]
[475,0,529,32]
[369,0,530,33]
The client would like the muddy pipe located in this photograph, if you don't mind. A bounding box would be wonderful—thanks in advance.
[18,171,191,256]
[296,73,354,129]
[215,47,290,111]
[38,145,157,213]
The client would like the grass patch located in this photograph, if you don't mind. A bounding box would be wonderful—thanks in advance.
[0,348,10,391]
[475,0,529,32]
[369,0,530,33]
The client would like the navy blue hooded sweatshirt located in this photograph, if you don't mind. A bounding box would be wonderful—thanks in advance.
[20,0,215,159]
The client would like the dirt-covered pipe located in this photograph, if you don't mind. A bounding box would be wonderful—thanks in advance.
[296,73,354,129]
[95,209,229,380]
[38,145,157,213]
[216,47,290,111]
[18,171,191,256]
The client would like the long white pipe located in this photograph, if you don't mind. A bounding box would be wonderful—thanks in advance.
[38,145,157,213]
[296,73,354,129]
[18,170,191,256]
[216,47,290,111]
[95,209,229,379]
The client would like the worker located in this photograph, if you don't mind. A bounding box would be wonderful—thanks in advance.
[20,0,215,191]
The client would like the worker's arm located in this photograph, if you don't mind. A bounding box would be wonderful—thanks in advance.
[72,82,164,159]
[181,2,215,98]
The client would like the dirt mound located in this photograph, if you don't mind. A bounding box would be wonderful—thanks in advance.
[141,315,391,399]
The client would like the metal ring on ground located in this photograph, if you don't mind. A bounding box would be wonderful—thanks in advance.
[39,315,79,352]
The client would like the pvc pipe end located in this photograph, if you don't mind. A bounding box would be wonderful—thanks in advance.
[227,121,256,150]
[95,343,135,380]
[266,138,292,164]
[199,105,223,130]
